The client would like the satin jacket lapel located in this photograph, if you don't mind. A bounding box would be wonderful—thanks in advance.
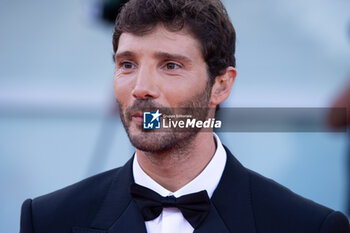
[194,204,230,233]
[209,145,256,233]
[73,156,147,233]
[107,200,147,233]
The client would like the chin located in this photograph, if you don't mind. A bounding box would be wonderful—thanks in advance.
[127,128,200,153]
[127,131,174,153]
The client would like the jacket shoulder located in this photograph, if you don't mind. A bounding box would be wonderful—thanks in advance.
[28,167,123,233]
[248,169,350,233]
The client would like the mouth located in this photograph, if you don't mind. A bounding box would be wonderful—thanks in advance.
[131,112,143,123]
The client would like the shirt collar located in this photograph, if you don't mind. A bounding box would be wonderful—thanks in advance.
[132,133,227,198]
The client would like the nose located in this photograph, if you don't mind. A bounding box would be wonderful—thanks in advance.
[132,65,160,100]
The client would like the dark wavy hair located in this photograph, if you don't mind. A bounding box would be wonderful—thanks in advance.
[112,0,236,84]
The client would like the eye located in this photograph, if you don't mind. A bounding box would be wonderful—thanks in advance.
[120,61,136,70]
[164,62,181,70]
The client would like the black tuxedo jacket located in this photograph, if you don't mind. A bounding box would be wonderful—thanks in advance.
[20,146,350,233]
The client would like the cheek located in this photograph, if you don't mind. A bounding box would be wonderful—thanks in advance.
[163,88,182,105]
[114,77,130,105]
[161,76,207,105]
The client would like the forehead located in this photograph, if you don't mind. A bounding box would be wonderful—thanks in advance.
[117,25,203,59]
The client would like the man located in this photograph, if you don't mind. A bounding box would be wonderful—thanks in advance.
[20,0,350,232]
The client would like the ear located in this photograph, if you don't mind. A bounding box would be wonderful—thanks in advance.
[209,66,236,107]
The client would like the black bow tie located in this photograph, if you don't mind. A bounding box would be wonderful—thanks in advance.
[130,183,211,229]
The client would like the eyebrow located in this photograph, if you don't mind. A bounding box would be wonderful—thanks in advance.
[153,52,192,64]
[114,51,136,62]
[115,50,192,63]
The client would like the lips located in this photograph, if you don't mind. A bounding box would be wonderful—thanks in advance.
[131,112,143,123]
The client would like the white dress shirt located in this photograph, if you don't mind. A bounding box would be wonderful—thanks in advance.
[132,133,227,233]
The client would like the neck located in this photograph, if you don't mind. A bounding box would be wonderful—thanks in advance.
[136,132,216,192]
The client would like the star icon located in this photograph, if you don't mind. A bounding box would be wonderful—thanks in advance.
[150,110,162,122]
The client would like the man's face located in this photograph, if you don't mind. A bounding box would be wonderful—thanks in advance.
[114,25,213,152]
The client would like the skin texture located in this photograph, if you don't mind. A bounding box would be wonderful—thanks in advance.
[114,25,236,192]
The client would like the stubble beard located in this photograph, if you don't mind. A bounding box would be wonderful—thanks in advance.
[117,81,213,154]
